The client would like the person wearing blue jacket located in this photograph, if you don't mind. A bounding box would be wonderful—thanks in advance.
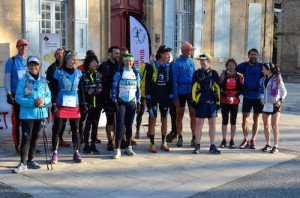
[13,56,51,173]
[4,39,29,154]
[111,53,141,159]
[172,42,196,147]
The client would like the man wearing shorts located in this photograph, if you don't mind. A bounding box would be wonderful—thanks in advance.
[237,48,264,149]
[172,42,196,147]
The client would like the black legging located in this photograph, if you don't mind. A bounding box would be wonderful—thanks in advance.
[84,106,101,144]
[52,117,80,151]
[221,104,239,125]
[136,97,146,132]
[20,119,41,164]
[115,101,136,148]
[52,118,67,140]
[169,98,177,133]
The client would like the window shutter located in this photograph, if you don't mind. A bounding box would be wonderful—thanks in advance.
[163,0,175,56]
[193,0,204,57]
[247,3,262,53]
[214,0,230,58]
[24,0,41,56]
[74,0,88,59]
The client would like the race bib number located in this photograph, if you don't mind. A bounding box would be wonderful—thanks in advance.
[62,95,76,107]
[263,103,273,113]
[17,70,26,80]
[118,88,136,99]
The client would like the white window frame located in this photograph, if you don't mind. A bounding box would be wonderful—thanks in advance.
[41,0,68,49]
[164,0,191,58]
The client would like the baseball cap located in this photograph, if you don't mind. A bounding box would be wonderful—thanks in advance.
[198,53,212,60]
[27,56,40,65]
[123,53,134,61]
[180,42,196,51]
[16,39,28,46]
[156,45,172,55]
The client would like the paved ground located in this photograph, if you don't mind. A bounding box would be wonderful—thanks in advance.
[190,156,300,198]
[0,83,299,198]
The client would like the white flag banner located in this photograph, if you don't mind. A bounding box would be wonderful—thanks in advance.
[129,15,151,68]
[41,33,62,77]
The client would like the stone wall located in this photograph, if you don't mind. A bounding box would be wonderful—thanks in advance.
[141,0,274,73]
[277,0,300,73]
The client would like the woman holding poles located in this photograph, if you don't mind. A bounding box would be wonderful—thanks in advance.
[13,56,51,173]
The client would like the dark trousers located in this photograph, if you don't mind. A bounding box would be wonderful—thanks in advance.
[84,106,101,144]
[52,118,80,151]
[136,97,146,132]
[52,118,67,140]
[169,98,177,133]
[115,101,136,148]
[20,119,41,164]
[12,93,21,147]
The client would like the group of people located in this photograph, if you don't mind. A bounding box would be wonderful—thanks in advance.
[5,39,287,174]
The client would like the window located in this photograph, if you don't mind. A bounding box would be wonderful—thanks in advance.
[174,0,191,57]
[164,0,191,58]
[214,0,230,58]
[41,0,68,48]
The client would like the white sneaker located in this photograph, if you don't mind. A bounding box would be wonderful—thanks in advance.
[13,163,28,173]
[113,148,121,159]
[124,146,136,156]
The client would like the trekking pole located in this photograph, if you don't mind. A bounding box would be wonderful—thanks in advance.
[39,107,53,170]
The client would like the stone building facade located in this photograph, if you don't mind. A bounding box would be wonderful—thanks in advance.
[0,0,275,86]
[276,0,300,74]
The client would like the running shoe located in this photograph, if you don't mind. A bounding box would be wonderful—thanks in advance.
[90,144,100,154]
[27,160,41,169]
[249,139,256,149]
[149,144,157,153]
[219,139,226,148]
[124,146,136,156]
[176,137,183,147]
[261,145,272,152]
[95,135,101,143]
[229,139,235,149]
[113,148,121,159]
[166,131,178,143]
[239,139,249,149]
[191,139,197,148]
[209,145,222,154]
[193,144,200,154]
[12,163,28,173]
[271,146,279,154]
[51,153,58,164]
[73,153,82,163]
[161,143,170,151]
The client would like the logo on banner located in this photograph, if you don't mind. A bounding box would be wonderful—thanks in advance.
[132,27,145,44]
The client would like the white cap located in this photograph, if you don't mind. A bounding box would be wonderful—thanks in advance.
[27,56,40,65]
